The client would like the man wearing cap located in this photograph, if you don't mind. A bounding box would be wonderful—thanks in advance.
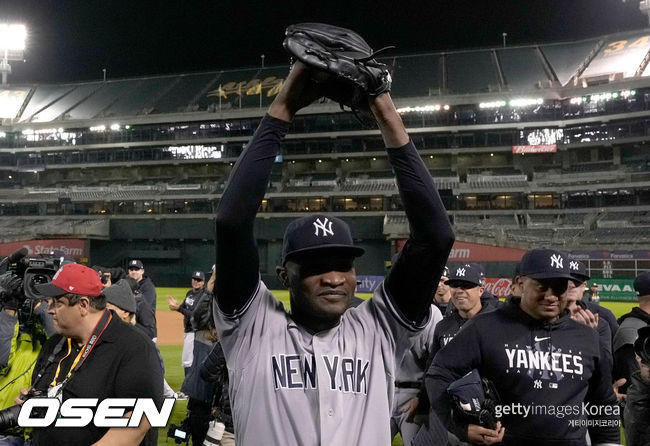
[19,263,163,445]
[430,263,500,359]
[613,271,650,395]
[623,326,650,446]
[567,260,618,346]
[391,287,444,445]
[426,249,620,446]
[584,282,601,304]
[505,263,522,304]
[433,266,452,314]
[167,270,206,378]
[213,62,454,445]
[127,259,157,340]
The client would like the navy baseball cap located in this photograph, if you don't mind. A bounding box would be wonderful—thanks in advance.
[634,326,650,364]
[634,271,650,297]
[446,264,484,288]
[518,249,574,280]
[128,259,144,270]
[191,270,205,281]
[282,214,364,264]
[568,259,590,283]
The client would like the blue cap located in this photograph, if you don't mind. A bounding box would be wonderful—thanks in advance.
[446,263,484,287]
[568,259,590,283]
[128,259,144,269]
[191,271,205,281]
[519,249,573,280]
[282,214,364,264]
[634,271,650,297]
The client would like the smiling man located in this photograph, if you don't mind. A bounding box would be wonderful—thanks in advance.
[212,59,454,445]
[425,249,621,446]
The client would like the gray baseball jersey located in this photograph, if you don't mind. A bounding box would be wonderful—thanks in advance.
[395,304,443,384]
[214,279,424,445]
[391,305,443,445]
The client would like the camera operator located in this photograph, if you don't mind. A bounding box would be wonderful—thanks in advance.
[0,269,55,420]
[12,263,163,446]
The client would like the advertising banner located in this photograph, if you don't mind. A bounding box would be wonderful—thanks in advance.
[591,278,637,302]
[0,239,87,259]
[483,278,513,299]
[512,144,557,154]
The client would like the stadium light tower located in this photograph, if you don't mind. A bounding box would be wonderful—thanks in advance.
[0,24,26,85]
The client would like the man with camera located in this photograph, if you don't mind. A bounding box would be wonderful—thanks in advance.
[10,263,163,445]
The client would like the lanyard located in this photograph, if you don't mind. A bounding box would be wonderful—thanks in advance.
[50,309,112,387]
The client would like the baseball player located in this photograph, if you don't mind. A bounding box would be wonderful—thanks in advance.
[212,60,454,445]
[614,271,650,395]
[426,249,621,446]
[391,301,443,445]
[433,266,451,314]
[430,263,499,359]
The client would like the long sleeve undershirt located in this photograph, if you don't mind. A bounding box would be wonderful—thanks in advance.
[215,115,455,323]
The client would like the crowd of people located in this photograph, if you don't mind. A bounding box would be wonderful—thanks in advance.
[0,60,649,446]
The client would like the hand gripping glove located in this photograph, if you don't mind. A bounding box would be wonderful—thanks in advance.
[283,23,393,110]
[447,369,501,430]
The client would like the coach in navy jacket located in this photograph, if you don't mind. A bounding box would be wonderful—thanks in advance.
[426,249,620,446]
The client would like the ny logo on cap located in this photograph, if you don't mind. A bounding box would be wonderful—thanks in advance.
[569,261,579,271]
[550,254,564,269]
[313,218,334,237]
[456,268,466,277]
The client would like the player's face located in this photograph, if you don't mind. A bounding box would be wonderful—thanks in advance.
[435,275,450,303]
[191,278,204,291]
[449,282,483,315]
[519,277,568,320]
[560,281,583,315]
[128,267,144,282]
[284,252,356,331]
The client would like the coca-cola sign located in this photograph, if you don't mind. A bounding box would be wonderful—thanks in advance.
[484,277,512,298]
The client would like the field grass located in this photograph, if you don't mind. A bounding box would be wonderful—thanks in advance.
[155,289,635,445]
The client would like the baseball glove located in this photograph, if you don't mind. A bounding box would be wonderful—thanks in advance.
[283,23,393,110]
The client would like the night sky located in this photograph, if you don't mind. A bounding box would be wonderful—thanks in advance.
[2,0,648,84]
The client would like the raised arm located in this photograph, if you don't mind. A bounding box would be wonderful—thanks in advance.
[372,94,455,325]
[215,63,322,314]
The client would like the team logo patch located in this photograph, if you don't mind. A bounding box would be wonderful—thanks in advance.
[313,218,334,237]
[456,268,466,277]
[569,261,579,271]
[550,254,563,269]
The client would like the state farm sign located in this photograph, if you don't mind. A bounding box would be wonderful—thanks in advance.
[484,278,512,298]
[512,144,557,154]
[0,239,86,259]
